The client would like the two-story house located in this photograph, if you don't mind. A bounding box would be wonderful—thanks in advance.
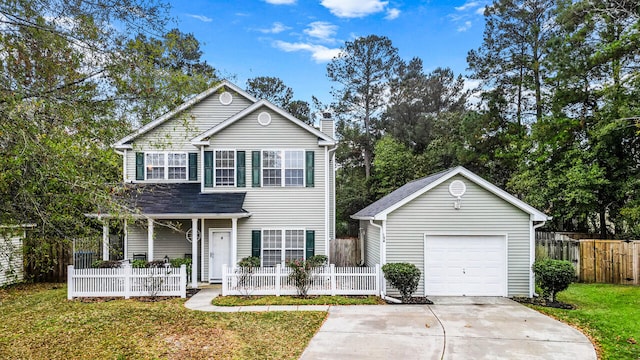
[105,81,336,288]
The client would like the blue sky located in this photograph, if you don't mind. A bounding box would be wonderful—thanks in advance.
[169,0,489,105]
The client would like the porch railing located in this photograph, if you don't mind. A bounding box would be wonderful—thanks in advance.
[67,264,187,299]
[221,264,380,296]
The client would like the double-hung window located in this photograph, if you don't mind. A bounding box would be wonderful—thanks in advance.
[261,229,305,267]
[145,152,187,180]
[262,150,304,187]
[215,150,235,186]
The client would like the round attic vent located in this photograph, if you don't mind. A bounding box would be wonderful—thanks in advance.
[449,180,467,198]
[219,91,233,105]
[257,111,272,126]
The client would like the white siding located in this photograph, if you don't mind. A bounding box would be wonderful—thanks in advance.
[126,220,193,260]
[384,175,531,297]
[125,91,254,181]
[362,220,380,267]
[0,231,24,286]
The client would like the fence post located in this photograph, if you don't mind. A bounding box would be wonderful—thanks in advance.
[330,264,336,296]
[375,264,380,296]
[124,263,131,299]
[275,264,281,297]
[180,264,187,298]
[67,265,74,300]
[222,264,228,296]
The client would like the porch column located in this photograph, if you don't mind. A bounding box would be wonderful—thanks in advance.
[147,218,154,261]
[201,218,205,282]
[231,218,238,266]
[191,218,198,289]
[123,219,128,260]
[102,220,109,261]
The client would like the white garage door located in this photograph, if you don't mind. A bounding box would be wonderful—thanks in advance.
[424,235,506,296]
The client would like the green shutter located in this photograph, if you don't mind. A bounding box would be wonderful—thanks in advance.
[252,230,261,258]
[204,151,213,187]
[236,151,246,187]
[188,153,198,181]
[305,230,315,259]
[305,151,314,187]
[252,151,261,187]
[135,152,144,180]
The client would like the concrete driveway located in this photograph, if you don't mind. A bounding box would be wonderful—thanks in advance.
[299,297,596,360]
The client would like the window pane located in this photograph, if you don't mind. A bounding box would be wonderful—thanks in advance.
[167,153,187,180]
[284,151,304,187]
[262,229,283,267]
[285,250,304,263]
[285,230,304,248]
[146,153,165,179]
[263,250,282,267]
[168,167,186,179]
[215,151,235,186]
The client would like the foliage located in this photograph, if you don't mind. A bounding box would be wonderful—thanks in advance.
[0,283,326,359]
[237,256,261,268]
[131,259,148,268]
[170,257,192,277]
[381,263,421,303]
[532,259,576,302]
[236,256,261,297]
[531,283,640,359]
[245,76,312,124]
[372,137,419,197]
[147,260,167,268]
[91,260,121,268]
[286,257,327,297]
[327,34,401,179]
[213,295,384,306]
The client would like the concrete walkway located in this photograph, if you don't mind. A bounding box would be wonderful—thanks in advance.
[185,290,597,360]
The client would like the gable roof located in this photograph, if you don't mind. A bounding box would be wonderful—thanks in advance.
[113,80,257,149]
[124,183,249,218]
[191,99,336,145]
[352,166,549,222]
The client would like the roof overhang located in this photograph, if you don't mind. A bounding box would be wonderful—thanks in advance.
[85,212,252,220]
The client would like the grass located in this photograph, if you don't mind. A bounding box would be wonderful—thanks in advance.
[530,283,640,360]
[0,283,326,359]
[212,295,385,306]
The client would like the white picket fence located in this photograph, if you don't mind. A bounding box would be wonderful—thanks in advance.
[222,264,380,296]
[67,264,187,299]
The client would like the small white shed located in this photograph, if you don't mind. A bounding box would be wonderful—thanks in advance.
[352,167,549,298]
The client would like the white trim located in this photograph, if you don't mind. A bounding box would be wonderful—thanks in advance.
[86,213,251,220]
[423,233,508,297]
[191,100,336,145]
[231,218,238,267]
[219,91,233,105]
[355,166,548,221]
[200,146,205,193]
[209,228,232,282]
[257,111,272,126]
[200,218,205,282]
[123,149,128,182]
[113,81,257,149]
[212,149,236,187]
[102,222,109,261]
[531,221,546,297]
[123,219,128,259]
[147,218,154,261]
[191,218,199,289]
[259,149,306,187]
[324,146,329,260]
[142,151,189,181]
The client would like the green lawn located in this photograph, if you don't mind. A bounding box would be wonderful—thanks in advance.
[212,294,385,306]
[531,283,640,360]
[0,283,326,359]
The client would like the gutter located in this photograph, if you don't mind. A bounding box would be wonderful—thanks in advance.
[531,220,547,297]
[368,219,386,295]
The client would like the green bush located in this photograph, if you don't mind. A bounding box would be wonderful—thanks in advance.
[131,259,148,268]
[306,255,328,268]
[532,258,576,302]
[237,256,260,268]
[286,256,327,297]
[381,263,421,303]
[91,260,121,268]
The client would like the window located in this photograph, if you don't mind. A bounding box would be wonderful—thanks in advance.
[262,150,304,187]
[215,150,235,186]
[145,152,187,180]
[261,229,305,267]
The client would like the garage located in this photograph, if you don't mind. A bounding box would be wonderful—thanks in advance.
[352,166,549,298]
[424,235,506,296]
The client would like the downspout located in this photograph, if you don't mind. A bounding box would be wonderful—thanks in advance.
[325,145,338,262]
[369,219,398,302]
[531,221,547,297]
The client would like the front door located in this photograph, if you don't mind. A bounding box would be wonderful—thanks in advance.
[209,230,231,282]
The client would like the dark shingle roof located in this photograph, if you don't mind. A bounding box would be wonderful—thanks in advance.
[352,168,454,218]
[125,183,247,215]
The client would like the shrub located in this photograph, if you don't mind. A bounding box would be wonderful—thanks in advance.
[381,263,421,303]
[131,259,148,268]
[236,257,261,297]
[532,258,576,302]
[91,260,121,268]
[306,255,328,268]
[170,257,193,278]
[237,256,260,268]
[286,257,326,297]
[147,260,166,268]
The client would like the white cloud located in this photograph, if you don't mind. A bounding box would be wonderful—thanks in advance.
[385,8,400,20]
[273,41,341,62]
[264,0,296,4]
[186,14,213,22]
[455,1,479,11]
[476,6,486,15]
[457,20,472,32]
[321,0,388,18]
[304,21,338,42]
[259,22,291,34]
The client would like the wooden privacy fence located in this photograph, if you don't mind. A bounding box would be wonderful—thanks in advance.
[222,264,380,296]
[536,233,639,285]
[67,264,187,299]
[330,237,359,266]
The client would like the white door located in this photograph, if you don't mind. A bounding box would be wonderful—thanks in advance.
[424,235,507,296]
[209,231,231,282]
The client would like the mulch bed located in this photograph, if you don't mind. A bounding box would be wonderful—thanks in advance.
[75,288,201,303]
[512,296,575,309]
[386,296,434,305]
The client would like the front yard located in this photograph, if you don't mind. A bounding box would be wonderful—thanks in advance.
[0,283,326,359]
[531,283,640,360]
